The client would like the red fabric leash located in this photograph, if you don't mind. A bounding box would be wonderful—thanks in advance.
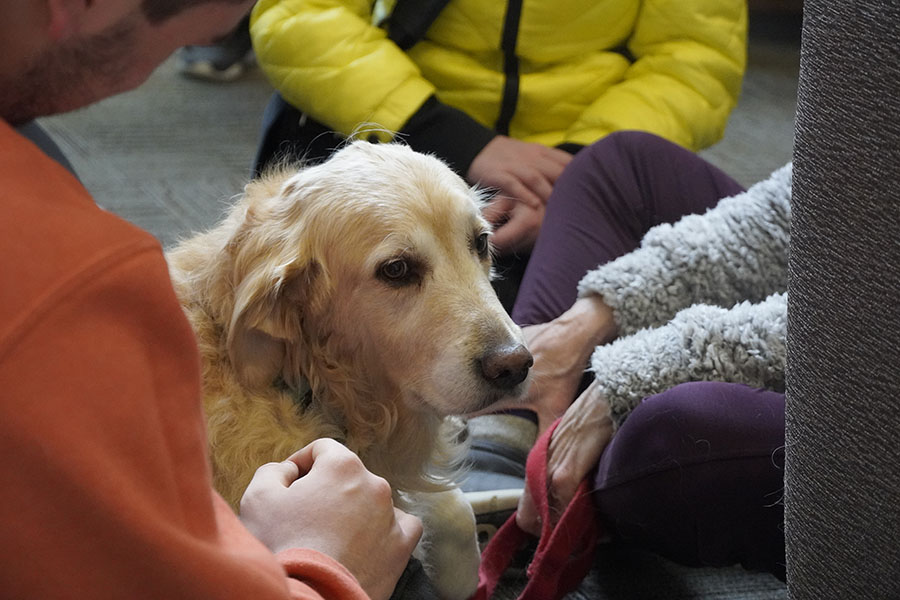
[470,418,602,600]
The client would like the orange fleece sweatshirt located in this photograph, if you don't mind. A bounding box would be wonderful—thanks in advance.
[0,121,369,600]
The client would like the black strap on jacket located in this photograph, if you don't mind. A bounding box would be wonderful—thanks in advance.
[385,0,452,49]
[495,0,523,135]
[254,0,454,175]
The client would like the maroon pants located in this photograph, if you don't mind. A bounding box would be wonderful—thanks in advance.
[512,132,786,579]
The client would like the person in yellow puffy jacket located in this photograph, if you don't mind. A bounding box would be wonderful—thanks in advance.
[250,0,746,262]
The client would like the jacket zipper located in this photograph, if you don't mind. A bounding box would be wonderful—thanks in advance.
[495,0,524,135]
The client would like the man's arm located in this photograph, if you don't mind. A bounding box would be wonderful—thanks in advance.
[0,248,403,599]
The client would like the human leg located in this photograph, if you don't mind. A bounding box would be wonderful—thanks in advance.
[471,135,743,495]
[470,134,745,486]
[593,381,786,580]
[512,131,745,325]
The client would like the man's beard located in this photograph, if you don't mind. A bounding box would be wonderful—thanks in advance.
[0,18,139,125]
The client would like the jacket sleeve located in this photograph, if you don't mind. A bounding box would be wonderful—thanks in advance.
[251,0,436,142]
[578,163,792,336]
[591,293,787,427]
[565,0,747,150]
[398,96,497,175]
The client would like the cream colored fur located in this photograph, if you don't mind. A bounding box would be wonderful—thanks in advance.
[166,142,531,600]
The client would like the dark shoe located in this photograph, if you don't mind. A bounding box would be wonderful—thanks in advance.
[176,16,254,82]
[462,413,535,493]
[462,414,537,549]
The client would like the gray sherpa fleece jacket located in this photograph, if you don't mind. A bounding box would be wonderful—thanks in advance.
[577,163,792,426]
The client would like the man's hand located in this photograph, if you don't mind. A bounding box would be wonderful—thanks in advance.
[240,439,423,600]
[469,136,572,254]
[516,380,614,536]
[483,196,545,254]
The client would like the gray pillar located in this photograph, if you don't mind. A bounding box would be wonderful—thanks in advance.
[786,0,900,597]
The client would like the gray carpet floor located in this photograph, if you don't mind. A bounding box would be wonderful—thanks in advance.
[37,13,799,599]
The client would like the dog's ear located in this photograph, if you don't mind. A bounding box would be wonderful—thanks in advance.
[227,260,320,389]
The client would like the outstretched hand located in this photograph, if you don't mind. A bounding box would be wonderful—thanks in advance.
[518,320,588,434]
[519,297,619,435]
[239,439,423,600]
[516,380,614,536]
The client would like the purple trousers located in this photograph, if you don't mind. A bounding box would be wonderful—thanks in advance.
[512,132,786,579]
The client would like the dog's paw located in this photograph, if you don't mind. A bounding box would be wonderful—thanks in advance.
[410,488,480,600]
[424,540,479,600]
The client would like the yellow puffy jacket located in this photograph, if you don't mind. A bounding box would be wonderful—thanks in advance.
[251,0,746,173]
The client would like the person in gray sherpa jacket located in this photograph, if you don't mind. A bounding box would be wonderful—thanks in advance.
[495,131,791,580]
[580,162,790,425]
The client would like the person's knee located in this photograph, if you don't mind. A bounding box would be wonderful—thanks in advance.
[576,130,661,162]
[604,129,669,148]
[602,382,723,470]
[596,382,783,488]
[599,130,678,160]
[564,130,680,183]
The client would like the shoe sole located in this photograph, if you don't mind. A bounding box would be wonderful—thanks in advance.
[465,488,523,551]
[176,55,254,83]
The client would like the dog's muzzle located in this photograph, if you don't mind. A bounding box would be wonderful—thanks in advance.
[478,343,533,390]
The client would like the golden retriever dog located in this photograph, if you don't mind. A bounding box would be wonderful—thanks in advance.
[166,141,532,600]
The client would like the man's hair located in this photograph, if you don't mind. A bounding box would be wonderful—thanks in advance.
[140,0,248,24]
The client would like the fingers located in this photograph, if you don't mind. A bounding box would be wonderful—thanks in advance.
[546,146,575,171]
[490,221,517,252]
[394,507,424,551]
[490,203,544,254]
[525,146,573,193]
[483,181,543,212]
[242,439,348,512]
[516,485,542,536]
[248,459,301,491]
[505,175,551,208]
[545,384,615,510]
[284,438,324,474]
[365,510,423,600]
[547,463,581,514]
[519,187,546,210]
[494,161,558,208]
[285,437,353,475]
[468,136,572,210]
[482,195,516,225]
[517,386,616,539]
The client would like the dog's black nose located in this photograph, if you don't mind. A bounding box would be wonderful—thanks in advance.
[479,343,533,389]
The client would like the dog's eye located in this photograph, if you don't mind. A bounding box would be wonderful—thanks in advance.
[475,232,490,258]
[380,259,410,281]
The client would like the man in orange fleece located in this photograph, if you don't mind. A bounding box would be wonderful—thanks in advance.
[0,2,423,599]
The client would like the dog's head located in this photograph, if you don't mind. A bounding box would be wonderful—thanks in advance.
[225,141,531,420]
